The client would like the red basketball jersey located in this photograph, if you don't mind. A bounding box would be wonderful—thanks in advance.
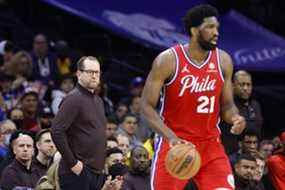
[161,44,224,141]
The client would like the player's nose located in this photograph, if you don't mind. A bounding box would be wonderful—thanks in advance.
[213,27,219,36]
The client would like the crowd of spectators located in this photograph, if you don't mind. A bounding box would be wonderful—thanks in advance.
[0,33,284,190]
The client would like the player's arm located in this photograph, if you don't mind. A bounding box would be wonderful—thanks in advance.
[220,50,246,134]
[219,50,238,122]
[141,50,179,143]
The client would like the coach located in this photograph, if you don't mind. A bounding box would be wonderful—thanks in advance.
[51,56,107,190]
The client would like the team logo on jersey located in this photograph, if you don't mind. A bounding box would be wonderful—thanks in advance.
[179,75,216,96]
[207,62,218,73]
[181,65,190,73]
[209,62,215,69]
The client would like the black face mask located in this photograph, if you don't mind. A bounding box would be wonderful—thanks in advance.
[12,119,24,129]
[108,163,128,179]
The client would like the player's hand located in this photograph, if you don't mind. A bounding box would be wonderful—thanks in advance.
[169,137,195,149]
[101,175,123,190]
[71,160,83,175]
[230,114,246,135]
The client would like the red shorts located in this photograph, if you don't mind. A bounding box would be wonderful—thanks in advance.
[151,137,235,190]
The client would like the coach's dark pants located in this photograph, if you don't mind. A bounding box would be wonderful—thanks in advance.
[59,166,105,190]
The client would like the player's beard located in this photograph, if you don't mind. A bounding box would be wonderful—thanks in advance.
[197,32,217,51]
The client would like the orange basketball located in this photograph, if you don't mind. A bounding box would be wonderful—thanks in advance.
[165,143,201,180]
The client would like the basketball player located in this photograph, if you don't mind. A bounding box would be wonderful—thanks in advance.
[141,5,246,190]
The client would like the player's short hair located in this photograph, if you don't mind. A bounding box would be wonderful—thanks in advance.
[76,56,98,71]
[183,4,219,37]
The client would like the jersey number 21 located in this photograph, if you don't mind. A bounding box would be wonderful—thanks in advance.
[197,96,215,113]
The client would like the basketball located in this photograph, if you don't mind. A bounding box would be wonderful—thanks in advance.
[165,143,201,180]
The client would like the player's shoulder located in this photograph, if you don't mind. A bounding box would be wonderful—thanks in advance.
[151,47,176,75]
[153,48,175,67]
[218,48,233,71]
[218,49,232,63]
[147,47,177,81]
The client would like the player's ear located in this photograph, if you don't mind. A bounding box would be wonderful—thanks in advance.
[191,27,198,37]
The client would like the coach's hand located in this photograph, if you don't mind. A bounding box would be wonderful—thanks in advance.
[71,160,83,175]
[169,137,195,149]
[230,114,246,135]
